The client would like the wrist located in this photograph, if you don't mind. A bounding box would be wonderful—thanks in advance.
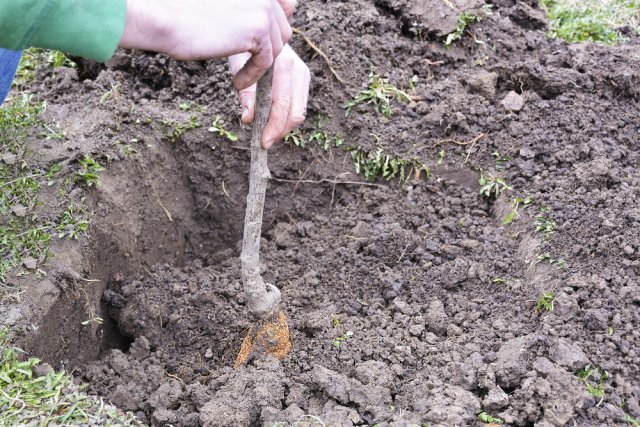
[119,0,173,54]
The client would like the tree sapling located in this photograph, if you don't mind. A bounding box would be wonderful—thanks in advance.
[234,68,291,367]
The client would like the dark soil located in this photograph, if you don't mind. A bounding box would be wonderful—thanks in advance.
[4,0,639,426]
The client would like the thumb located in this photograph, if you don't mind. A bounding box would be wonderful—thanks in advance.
[229,53,257,123]
[239,85,257,124]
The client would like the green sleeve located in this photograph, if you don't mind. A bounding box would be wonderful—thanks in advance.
[0,0,127,62]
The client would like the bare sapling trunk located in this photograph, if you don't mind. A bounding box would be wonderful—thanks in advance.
[241,67,281,319]
[234,67,291,367]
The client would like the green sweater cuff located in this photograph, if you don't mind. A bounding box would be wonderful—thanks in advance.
[0,0,127,62]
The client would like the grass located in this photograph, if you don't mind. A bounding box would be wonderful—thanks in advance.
[0,329,139,426]
[535,211,557,240]
[625,415,640,426]
[284,118,343,150]
[347,145,429,184]
[56,203,90,239]
[577,365,609,405]
[0,95,49,290]
[207,115,237,142]
[477,410,504,424]
[445,11,483,46]
[13,48,76,87]
[535,292,555,313]
[0,95,104,297]
[503,196,533,225]
[74,155,105,187]
[479,172,511,198]
[536,251,567,269]
[540,0,640,44]
[345,72,411,117]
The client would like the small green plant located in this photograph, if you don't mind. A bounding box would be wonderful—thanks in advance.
[308,127,344,151]
[81,317,104,326]
[208,115,238,141]
[503,196,533,225]
[408,74,419,92]
[578,365,609,405]
[445,11,483,45]
[163,115,201,141]
[113,139,141,157]
[332,330,353,349]
[540,0,639,45]
[493,151,512,171]
[14,49,41,84]
[479,172,511,198]
[44,163,63,186]
[99,83,121,104]
[536,252,567,269]
[56,204,89,239]
[48,50,75,68]
[345,72,411,117]
[535,213,557,240]
[444,5,493,46]
[493,277,508,284]
[179,102,205,112]
[348,145,428,184]
[285,119,344,151]
[284,129,306,148]
[477,411,504,424]
[535,292,555,313]
[437,149,446,165]
[74,155,104,187]
[331,314,341,328]
[625,414,640,426]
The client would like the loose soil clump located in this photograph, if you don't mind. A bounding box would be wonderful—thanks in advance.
[2,0,639,426]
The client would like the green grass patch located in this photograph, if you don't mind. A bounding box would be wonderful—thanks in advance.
[345,73,411,118]
[14,48,76,87]
[0,95,99,297]
[540,0,640,44]
[0,329,139,426]
[0,95,49,290]
[347,145,429,184]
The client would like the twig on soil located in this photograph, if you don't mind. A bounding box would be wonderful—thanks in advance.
[293,415,326,427]
[463,134,485,164]
[292,27,346,85]
[272,176,384,187]
[442,0,455,10]
[429,132,485,149]
[221,180,231,199]
[424,59,445,81]
[155,197,173,222]
[165,372,186,387]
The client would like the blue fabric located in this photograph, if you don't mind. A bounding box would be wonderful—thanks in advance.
[0,48,23,106]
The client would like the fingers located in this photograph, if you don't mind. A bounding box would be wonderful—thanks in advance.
[261,49,294,148]
[261,46,310,149]
[233,2,292,91]
[232,38,273,91]
[286,60,310,130]
[273,3,293,42]
[277,0,297,18]
[239,84,257,124]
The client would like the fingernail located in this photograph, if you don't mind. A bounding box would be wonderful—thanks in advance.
[241,106,249,123]
[262,138,273,149]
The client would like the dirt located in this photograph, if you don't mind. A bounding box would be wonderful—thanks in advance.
[1,0,639,426]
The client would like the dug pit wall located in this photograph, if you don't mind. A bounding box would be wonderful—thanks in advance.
[21,131,344,369]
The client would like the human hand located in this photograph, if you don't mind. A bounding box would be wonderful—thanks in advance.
[120,0,296,89]
[229,45,310,149]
